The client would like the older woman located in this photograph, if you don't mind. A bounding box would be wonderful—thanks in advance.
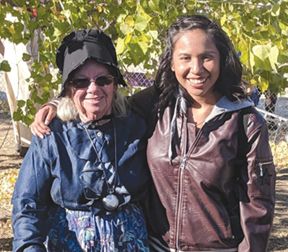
[12,29,150,252]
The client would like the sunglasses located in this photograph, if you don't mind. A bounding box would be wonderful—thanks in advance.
[70,75,115,88]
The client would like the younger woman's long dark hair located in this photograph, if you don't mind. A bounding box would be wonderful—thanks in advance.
[155,15,247,116]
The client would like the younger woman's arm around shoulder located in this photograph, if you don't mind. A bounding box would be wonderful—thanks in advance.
[12,136,55,252]
[238,110,276,252]
[128,86,159,121]
[128,85,160,137]
[30,99,59,138]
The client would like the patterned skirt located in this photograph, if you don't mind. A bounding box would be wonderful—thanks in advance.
[46,204,149,252]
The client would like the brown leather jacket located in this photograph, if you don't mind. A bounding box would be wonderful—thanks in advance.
[143,95,275,252]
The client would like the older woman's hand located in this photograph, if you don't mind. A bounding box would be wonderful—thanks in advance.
[30,105,56,138]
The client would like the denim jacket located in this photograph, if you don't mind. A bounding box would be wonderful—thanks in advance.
[12,111,150,251]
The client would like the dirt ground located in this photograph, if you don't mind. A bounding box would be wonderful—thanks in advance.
[0,116,288,252]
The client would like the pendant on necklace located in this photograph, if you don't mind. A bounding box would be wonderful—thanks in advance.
[102,193,119,211]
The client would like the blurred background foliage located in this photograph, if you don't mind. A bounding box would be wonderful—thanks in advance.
[0,0,287,125]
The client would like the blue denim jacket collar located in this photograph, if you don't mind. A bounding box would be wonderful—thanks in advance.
[66,120,113,160]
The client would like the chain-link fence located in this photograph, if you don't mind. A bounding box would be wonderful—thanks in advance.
[124,71,154,87]
[257,94,288,169]
[256,108,288,169]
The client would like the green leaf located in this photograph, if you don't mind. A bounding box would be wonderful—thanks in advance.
[22,53,31,62]
[23,115,32,126]
[13,110,22,121]
[14,22,24,34]
[258,76,269,91]
[236,38,249,65]
[148,30,158,40]
[148,0,160,12]
[125,15,135,27]
[119,15,134,35]
[0,60,11,72]
[38,6,47,18]
[17,100,26,107]
[220,14,226,26]
[44,73,53,82]
[254,56,272,71]
[271,3,280,17]
[252,44,270,60]
[279,21,288,36]
[138,40,149,54]
[134,4,152,32]
[116,14,126,23]
[128,43,145,65]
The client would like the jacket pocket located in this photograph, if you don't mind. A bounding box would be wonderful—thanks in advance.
[250,159,275,199]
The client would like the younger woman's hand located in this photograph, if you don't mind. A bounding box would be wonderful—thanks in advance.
[30,105,57,138]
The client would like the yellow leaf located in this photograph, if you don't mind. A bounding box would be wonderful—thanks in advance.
[116,37,126,54]
[269,46,279,72]
[125,15,135,27]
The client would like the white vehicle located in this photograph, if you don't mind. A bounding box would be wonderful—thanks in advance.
[0,38,33,156]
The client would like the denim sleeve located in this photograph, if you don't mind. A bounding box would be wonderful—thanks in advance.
[12,136,54,252]
[22,244,46,252]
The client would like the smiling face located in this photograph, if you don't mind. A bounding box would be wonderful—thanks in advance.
[70,60,116,122]
[171,28,221,104]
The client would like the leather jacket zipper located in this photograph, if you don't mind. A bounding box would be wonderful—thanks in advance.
[175,155,187,250]
[258,161,273,185]
[259,161,273,176]
[174,126,204,249]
